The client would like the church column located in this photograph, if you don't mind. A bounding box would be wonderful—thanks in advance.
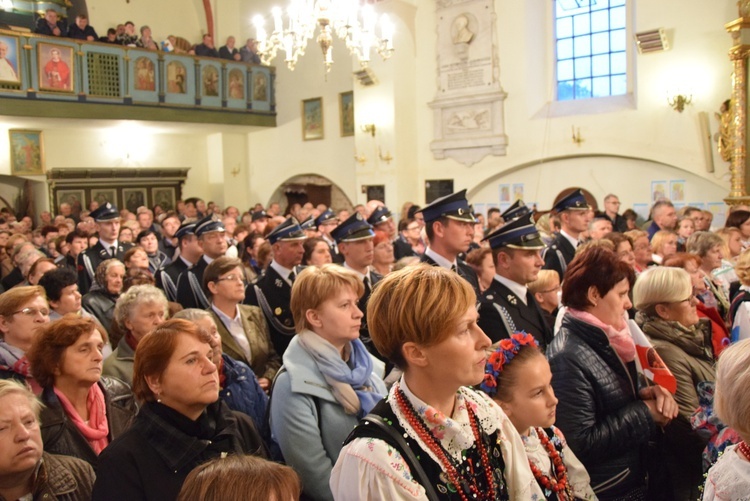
[725,7,750,204]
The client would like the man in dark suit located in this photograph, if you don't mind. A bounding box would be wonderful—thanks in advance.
[35,9,66,37]
[155,223,198,302]
[175,216,227,309]
[543,189,591,281]
[366,205,397,241]
[58,229,87,273]
[77,203,133,294]
[478,210,554,351]
[331,213,383,359]
[244,217,307,356]
[416,189,480,295]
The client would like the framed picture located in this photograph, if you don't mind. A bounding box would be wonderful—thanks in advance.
[512,183,524,201]
[0,35,21,85]
[252,71,267,101]
[669,180,685,202]
[56,189,85,209]
[37,42,74,93]
[91,188,117,206]
[227,69,245,100]
[499,184,510,202]
[339,91,354,137]
[201,65,219,97]
[9,129,44,176]
[302,97,324,141]
[651,180,667,202]
[166,61,187,94]
[122,188,148,213]
[134,57,156,91]
[152,187,176,211]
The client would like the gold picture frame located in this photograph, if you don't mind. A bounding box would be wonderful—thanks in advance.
[37,42,75,93]
[339,91,354,137]
[302,97,324,141]
[9,129,45,176]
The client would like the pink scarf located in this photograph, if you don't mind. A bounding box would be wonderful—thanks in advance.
[567,308,636,363]
[54,384,110,455]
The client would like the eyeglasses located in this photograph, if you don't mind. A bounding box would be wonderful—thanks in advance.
[215,274,246,285]
[12,307,50,317]
[673,287,699,305]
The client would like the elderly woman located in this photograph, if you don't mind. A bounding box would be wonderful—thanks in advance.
[650,229,678,265]
[625,229,652,274]
[27,316,137,467]
[686,231,730,317]
[0,380,95,501]
[527,269,561,330]
[103,284,168,385]
[173,309,268,431]
[547,246,678,500]
[92,319,268,501]
[272,264,386,500]
[332,264,544,499]
[465,246,494,293]
[0,286,50,391]
[302,237,333,266]
[82,259,126,346]
[633,266,716,500]
[204,257,280,390]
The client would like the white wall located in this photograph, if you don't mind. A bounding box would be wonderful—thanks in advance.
[86,0,205,43]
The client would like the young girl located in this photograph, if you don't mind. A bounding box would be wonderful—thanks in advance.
[702,338,750,500]
[480,333,597,500]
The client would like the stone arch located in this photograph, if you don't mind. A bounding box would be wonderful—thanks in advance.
[268,174,353,215]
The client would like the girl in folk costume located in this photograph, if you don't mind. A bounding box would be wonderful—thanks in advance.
[480,333,597,501]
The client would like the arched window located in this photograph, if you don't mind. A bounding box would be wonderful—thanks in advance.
[555,0,627,101]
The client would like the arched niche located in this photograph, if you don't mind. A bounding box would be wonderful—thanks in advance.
[268,174,353,215]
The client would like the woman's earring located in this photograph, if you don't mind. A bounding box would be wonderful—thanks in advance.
[156,392,162,403]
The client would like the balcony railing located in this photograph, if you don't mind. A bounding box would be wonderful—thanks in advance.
[0,30,276,126]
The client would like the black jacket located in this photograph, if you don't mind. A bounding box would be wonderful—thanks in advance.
[40,377,137,468]
[419,253,480,297]
[92,400,267,501]
[543,232,576,282]
[547,314,655,499]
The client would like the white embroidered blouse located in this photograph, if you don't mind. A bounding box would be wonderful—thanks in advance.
[329,378,545,500]
[702,445,750,501]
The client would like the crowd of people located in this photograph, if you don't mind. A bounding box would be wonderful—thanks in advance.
[33,9,262,63]
[1,187,750,501]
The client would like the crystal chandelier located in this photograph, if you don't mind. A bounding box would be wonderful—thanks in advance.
[252,0,395,72]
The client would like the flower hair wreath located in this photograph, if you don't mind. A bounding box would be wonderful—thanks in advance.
[480,332,538,397]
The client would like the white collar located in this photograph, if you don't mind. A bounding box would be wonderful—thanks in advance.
[560,229,579,249]
[425,247,456,270]
[270,260,294,285]
[211,303,240,323]
[494,274,528,305]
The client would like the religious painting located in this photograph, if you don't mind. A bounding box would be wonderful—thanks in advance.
[669,180,685,202]
[166,61,187,94]
[302,97,323,141]
[202,65,219,97]
[339,91,354,137]
[499,184,510,202]
[253,72,267,101]
[227,69,244,100]
[9,129,44,176]
[56,189,85,210]
[134,57,155,91]
[651,181,667,202]
[123,188,147,213]
[152,187,176,211]
[37,42,74,93]
[512,183,524,201]
[91,188,116,206]
[0,35,21,84]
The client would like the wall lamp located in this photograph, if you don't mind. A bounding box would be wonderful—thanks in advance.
[668,94,692,113]
[361,124,376,137]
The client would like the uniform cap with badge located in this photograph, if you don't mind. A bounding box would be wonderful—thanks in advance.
[252,210,270,222]
[314,209,338,227]
[331,213,375,243]
[552,189,591,213]
[483,211,545,250]
[267,217,307,245]
[299,215,317,232]
[500,199,531,223]
[90,202,120,222]
[417,189,476,223]
[174,222,197,240]
[195,215,225,237]
[366,206,393,227]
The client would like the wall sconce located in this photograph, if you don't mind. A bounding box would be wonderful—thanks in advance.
[354,153,367,165]
[668,94,692,113]
[361,124,376,137]
[378,147,393,164]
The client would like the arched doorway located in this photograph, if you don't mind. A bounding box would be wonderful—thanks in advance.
[268,174,354,215]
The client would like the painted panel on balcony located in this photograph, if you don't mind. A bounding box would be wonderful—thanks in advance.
[198,59,222,108]
[82,43,125,102]
[225,63,247,110]
[250,66,272,113]
[31,38,79,101]
[0,33,25,94]
[163,54,195,106]
[129,49,159,104]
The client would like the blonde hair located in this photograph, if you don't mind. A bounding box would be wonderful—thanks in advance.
[0,379,42,418]
[367,264,475,368]
[625,229,648,243]
[714,338,750,439]
[575,238,614,255]
[716,227,741,260]
[650,230,677,256]
[527,270,559,295]
[735,250,750,286]
[632,266,692,314]
[290,264,364,333]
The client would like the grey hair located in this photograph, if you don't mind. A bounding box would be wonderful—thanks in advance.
[173,308,212,323]
[114,284,168,330]
[0,379,42,418]
[685,231,724,257]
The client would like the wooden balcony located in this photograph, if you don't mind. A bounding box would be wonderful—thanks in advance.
[0,30,276,127]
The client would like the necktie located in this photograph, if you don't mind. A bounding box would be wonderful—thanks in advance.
[363,276,371,297]
[450,264,457,273]
[110,246,116,258]
[288,271,295,284]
